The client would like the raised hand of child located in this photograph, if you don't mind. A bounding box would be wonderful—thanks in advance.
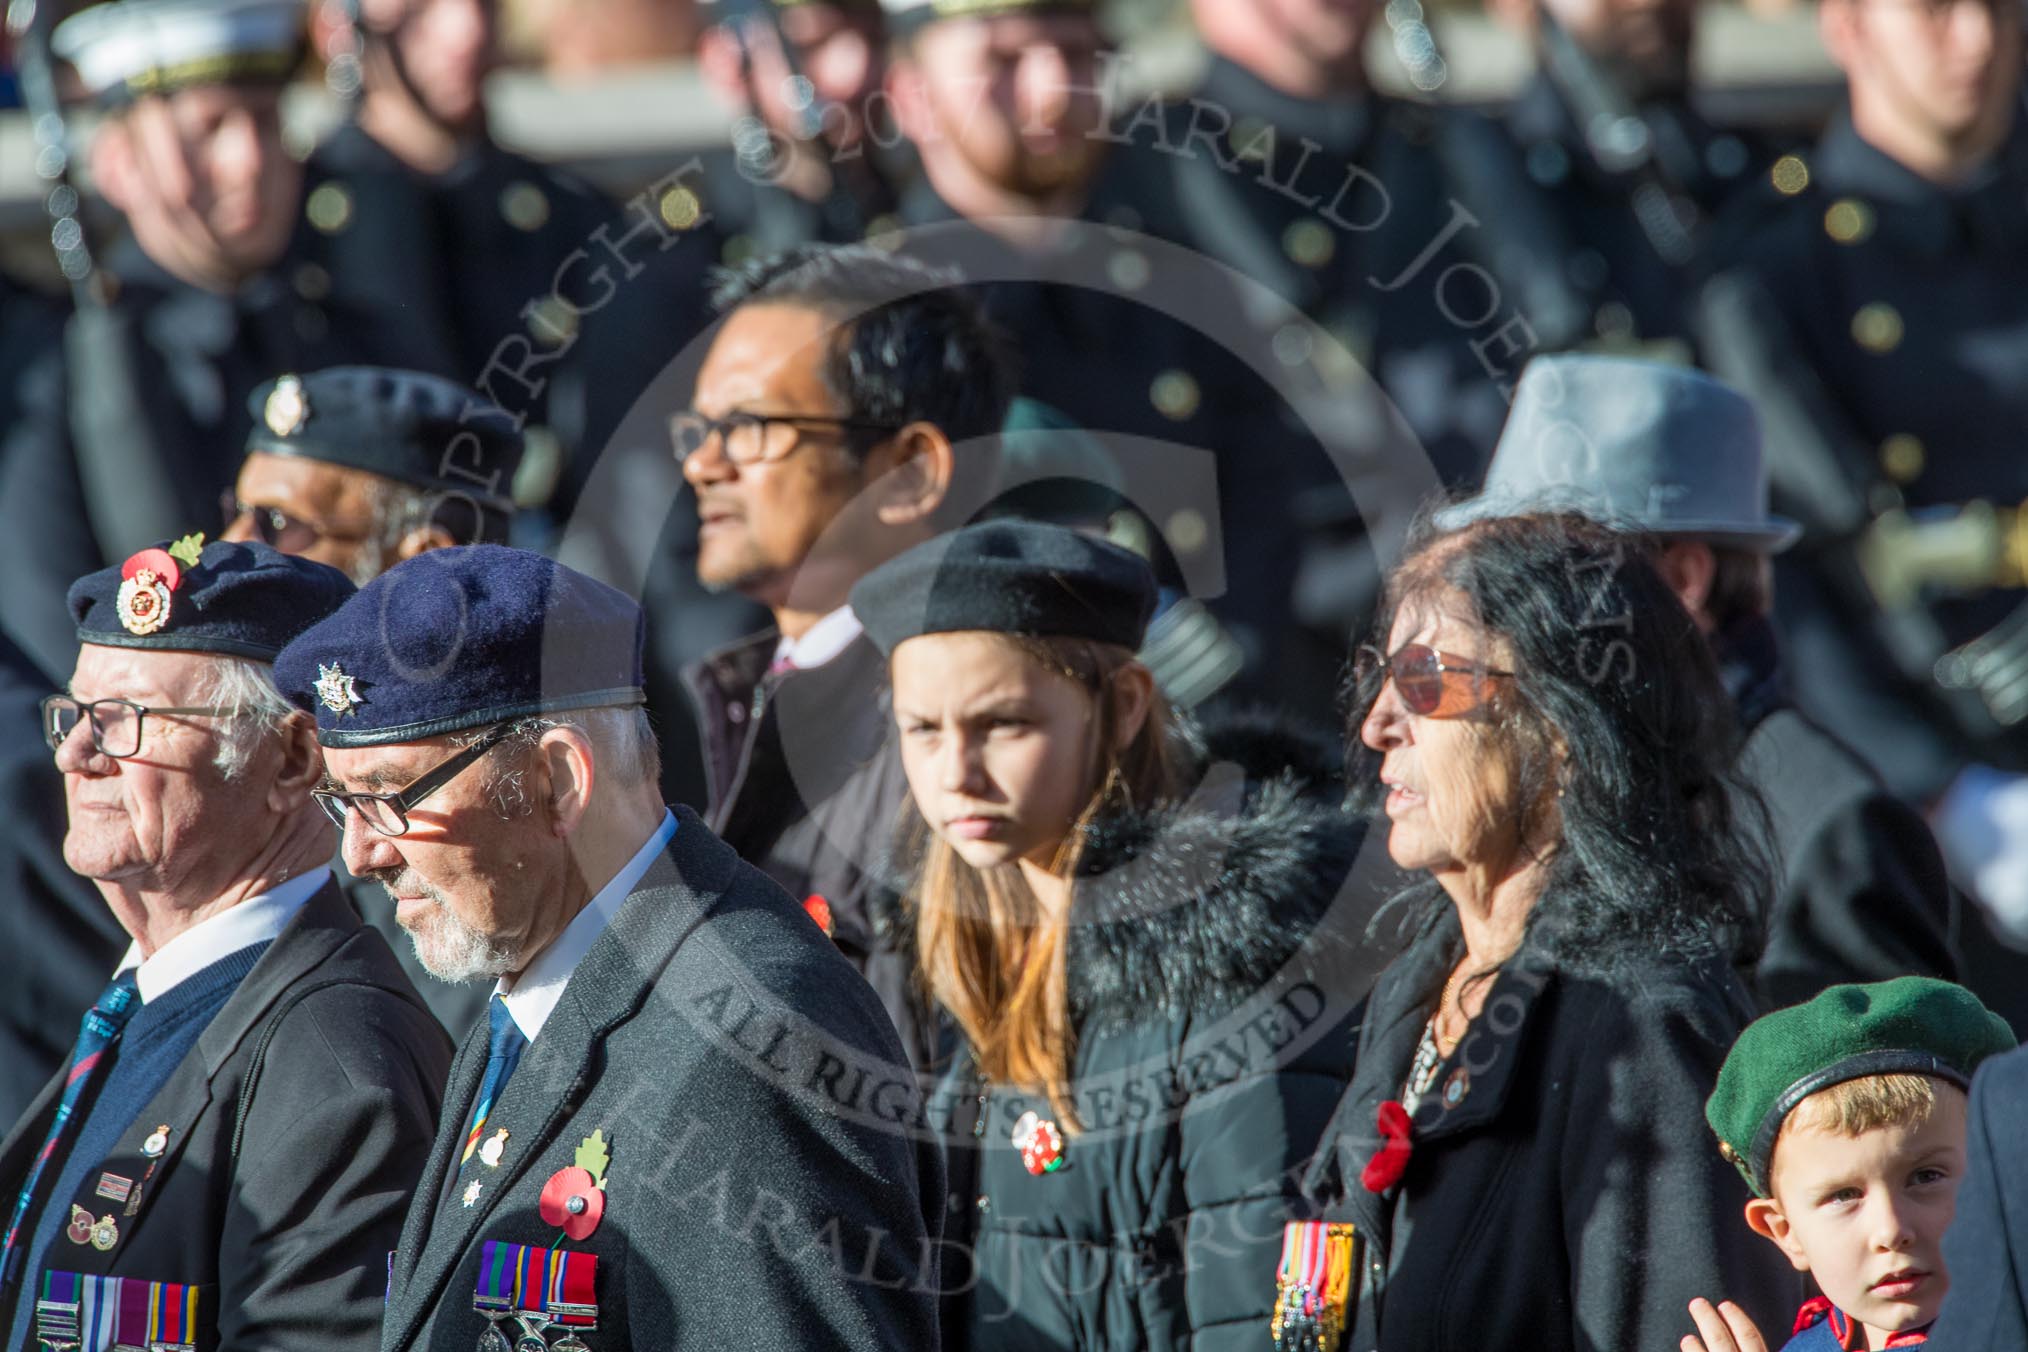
[1681,1297,1771,1352]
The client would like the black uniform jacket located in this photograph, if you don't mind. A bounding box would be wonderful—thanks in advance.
[0,880,451,1350]
[684,628,932,1067]
[1700,106,2028,799]
[1305,907,1800,1351]
[382,808,945,1352]
[1929,1042,2028,1350]
[923,719,1382,1350]
[1723,615,1958,1006]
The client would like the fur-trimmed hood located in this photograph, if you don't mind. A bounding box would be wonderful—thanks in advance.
[874,711,1367,1035]
[1066,713,1365,1031]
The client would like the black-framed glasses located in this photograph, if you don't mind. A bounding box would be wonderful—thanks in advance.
[669,409,900,467]
[313,723,517,838]
[41,696,239,759]
[1356,643,1515,719]
[220,491,374,552]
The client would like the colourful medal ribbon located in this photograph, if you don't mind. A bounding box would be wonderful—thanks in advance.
[475,1241,598,1327]
[35,1270,197,1351]
[473,1240,521,1313]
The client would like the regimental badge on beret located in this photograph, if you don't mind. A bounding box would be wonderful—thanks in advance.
[115,545,187,636]
[315,661,361,715]
[264,373,309,437]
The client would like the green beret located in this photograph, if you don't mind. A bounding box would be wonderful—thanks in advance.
[1706,977,2014,1197]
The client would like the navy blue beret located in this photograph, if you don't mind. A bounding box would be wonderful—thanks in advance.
[272,545,647,747]
[69,536,355,661]
[850,520,1157,656]
[245,367,522,513]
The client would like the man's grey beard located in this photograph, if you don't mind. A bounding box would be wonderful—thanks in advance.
[372,871,518,983]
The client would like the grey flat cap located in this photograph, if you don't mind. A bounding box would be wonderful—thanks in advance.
[1435,355,1801,553]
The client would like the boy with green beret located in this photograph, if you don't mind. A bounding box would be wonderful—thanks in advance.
[1686,977,2015,1352]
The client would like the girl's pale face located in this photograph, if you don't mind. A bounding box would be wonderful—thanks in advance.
[891,631,1100,873]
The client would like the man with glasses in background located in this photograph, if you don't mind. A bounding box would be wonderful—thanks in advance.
[279,544,942,1350]
[222,364,525,1034]
[674,245,1012,1071]
[0,538,447,1351]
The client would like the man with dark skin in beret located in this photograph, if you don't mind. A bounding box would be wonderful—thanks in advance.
[222,367,523,588]
[222,365,526,1035]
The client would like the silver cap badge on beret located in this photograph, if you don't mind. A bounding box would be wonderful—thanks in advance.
[264,373,309,437]
[315,661,360,714]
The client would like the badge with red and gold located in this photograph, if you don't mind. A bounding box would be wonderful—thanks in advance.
[114,534,204,637]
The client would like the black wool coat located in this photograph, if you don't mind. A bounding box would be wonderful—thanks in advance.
[925,721,1381,1351]
[382,808,945,1352]
[1305,908,1802,1352]
[1720,616,1958,1008]
[0,880,451,1350]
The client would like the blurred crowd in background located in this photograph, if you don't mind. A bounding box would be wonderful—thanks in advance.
[0,0,2023,1127]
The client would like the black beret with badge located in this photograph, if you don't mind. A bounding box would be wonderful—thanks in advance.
[248,368,524,515]
[69,535,356,660]
[273,544,646,747]
[850,518,1157,656]
[1705,976,2016,1197]
[52,0,308,106]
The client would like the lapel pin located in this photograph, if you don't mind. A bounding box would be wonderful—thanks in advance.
[478,1128,509,1169]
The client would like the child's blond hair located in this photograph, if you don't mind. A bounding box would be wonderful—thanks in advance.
[1779,1072,1938,1143]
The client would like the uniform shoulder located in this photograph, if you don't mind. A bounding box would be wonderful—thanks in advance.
[1702,159,1823,277]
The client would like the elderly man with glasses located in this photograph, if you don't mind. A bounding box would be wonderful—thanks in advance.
[674,243,1012,1072]
[277,543,943,1351]
[0,538,449,1352]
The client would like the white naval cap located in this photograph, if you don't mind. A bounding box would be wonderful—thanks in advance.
[53,0,306,103]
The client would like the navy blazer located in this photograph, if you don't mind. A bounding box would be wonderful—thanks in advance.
[1929,1044,2028,1350]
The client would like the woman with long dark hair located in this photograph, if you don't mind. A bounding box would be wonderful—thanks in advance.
[1299,511,1797,1350]
[850,519,1366,1351]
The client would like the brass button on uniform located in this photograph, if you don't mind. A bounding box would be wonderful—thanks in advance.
[305,183,353,234]
[1283,218,1335,269]
[660,185,704,231]
[1851,302,1904,355]
[500,181,551,232]
[1880,434,1926,483]
[1149,370,1201,422]
[1824,198,1874,245]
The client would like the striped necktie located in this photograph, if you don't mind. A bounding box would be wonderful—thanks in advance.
[457,997,528,1179]
[1,971,140,1287]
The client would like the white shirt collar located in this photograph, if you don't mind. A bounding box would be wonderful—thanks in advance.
[495,810,677,1043]
[116,868,329,1004]
[770,606,864,673]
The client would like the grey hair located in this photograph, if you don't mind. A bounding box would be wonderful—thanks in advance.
[454,706,661,819]
[345,479,430,587]
[198,657,297,780]
[348,480,512,586]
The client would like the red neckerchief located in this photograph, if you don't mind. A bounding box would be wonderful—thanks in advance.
[1793,1297,1930,1349]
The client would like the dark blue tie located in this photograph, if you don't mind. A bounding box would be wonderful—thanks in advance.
[455,997,527,1182]
[1,971,140,1287]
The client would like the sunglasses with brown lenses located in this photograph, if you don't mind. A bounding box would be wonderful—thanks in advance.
[1358,642,1515,718]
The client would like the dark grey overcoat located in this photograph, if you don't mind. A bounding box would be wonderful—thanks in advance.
[381,808,945,1352]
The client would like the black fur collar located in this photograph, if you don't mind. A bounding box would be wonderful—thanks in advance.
[1065,715,1364,1031]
